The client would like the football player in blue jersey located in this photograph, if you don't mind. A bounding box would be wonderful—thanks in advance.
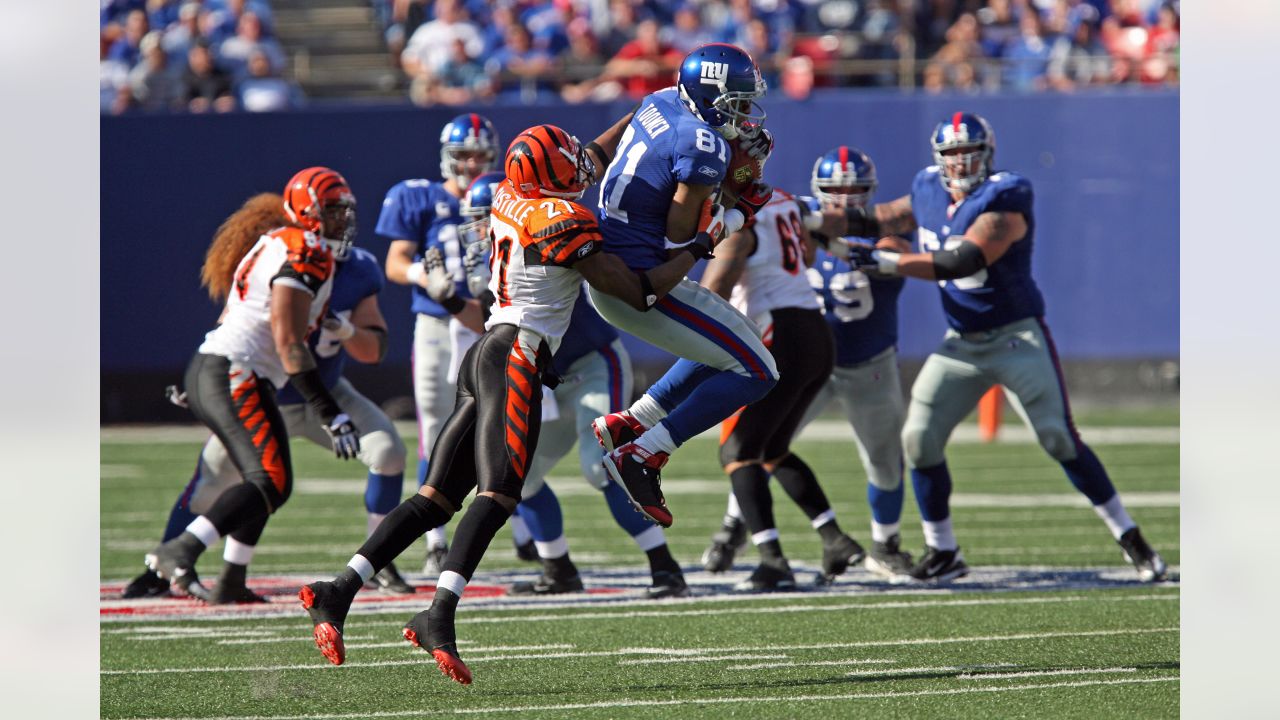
[589,43,781,528]
[127,191,409,602]
[837,112,1168,583]
[431,174,691,599]
[377,113,498,574]
[701,146,917,582]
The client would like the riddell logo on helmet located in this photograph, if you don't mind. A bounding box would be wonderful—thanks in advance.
[700,62,728,85]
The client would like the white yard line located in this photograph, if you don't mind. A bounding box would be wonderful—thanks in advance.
[622,656,894,667]
[101,626,1176,676]
[100,421,1178,446]
[113,677,1179,719]
[959,667,1137,680]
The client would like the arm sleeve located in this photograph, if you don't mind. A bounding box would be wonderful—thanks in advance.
[672,127,728,186]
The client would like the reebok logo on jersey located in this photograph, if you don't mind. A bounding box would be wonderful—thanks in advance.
[700,61,728,85]
[698,165,720,178]
[435,202,452,218]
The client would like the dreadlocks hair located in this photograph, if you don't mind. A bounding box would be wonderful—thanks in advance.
[201,193,295,303]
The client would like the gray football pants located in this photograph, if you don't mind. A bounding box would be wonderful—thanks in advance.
[903,316,1081,469]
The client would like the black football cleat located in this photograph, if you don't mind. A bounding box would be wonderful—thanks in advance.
[122,569,171,599]
[299,580,355,666]
[372,562,415,594]
[591,411,646,452]
[508,569,585,596]
[209,580,269,604]
[602,442,673,527]
[403,606,472,685]
[864,533,915,581]
[700,520,748,573]
[734,562,797,593]
[514,538,539,563]
[908,546,969,583]
[1117,527,1168,582]
[144,534,204,597]
[644,570,691,599]
[819,533,866,582]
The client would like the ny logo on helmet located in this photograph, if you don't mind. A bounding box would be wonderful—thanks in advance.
[941,123,970,143]
[700,61,728,85]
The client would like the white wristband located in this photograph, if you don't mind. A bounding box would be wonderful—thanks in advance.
[405,261,425,286]
[872,250,901,275]
[802,209,823,231]
[724,208,746,235]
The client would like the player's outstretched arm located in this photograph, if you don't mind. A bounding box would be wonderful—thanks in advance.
[334,294,389,364]
[584,110,637,184]
[700,227,755,300]
[578,248,699,312]
[826,193,919,239]
[386,239,427,287]
[853,210,1026,281]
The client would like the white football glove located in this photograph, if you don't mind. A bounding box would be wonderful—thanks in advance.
[423,247,457,304]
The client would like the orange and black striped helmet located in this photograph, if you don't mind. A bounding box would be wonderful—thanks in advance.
[282,167,357,257]
[505,125,594,200]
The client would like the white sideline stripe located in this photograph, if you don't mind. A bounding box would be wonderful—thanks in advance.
[717,658,896,670]
[454,593,1178,625]
[960,667,1137,680]
[950,492,1179,509]
[113,677,1180,719]
[99,421,1179,446]
[614,654,781,666]
[343,642,576,652]
[844,664,1017,678]
[100,627,1176,676]
[623,656,894,667]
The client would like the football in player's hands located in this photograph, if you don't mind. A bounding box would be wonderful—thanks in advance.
[721,127,772,202]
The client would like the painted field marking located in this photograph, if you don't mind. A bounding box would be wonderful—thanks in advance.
[112,676,1180,719]
[614,654,784,666]
[622,656,894,667]
[844,663,1018,678]
[101,627,1176,676]
[959,667,1137,680]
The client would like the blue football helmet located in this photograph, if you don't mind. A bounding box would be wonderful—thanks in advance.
[811,146,878,209]
[676,43,767,140]
[458,171,504,246]
[439,113,500,188]
[930,112,995,194]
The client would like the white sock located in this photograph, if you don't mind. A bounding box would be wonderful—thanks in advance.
[725,493,743,523]
[510,514,533,545]
[627,394,667,429]
[871,521,900,544]
[752,528,780,545]
[348,554,375,583]
[437,569,467,597]
[635,422,677,455]
[186,516,221,547]
[426,526,448,550]
[534,535,569,559]
[810,509,837,529]
[922,518,958,551]
[222,537,255,565]
[632,525,667,552]
[366,513,386,538]
[1093,495,1136,540]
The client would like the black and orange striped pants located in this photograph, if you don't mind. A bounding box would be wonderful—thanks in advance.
[184,353,293,514]
[424,323,549,504]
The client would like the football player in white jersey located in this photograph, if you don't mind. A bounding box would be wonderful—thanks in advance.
[145,168,364,599]
[699,189,866,590]
[300,122,715,685]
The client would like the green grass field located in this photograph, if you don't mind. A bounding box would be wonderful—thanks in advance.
[100,408,1179,718]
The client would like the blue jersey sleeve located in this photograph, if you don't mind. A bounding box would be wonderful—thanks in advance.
[909,166,941,207]
[982,173,1034,216]
[672,126,729,186]
[375,181,434,245]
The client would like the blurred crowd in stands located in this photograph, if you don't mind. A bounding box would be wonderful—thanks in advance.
[100,0,302,114]
[381,0,1178,106]
[101,0,1178,113]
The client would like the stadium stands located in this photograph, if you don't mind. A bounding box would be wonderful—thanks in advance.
[101,0,1179,112]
